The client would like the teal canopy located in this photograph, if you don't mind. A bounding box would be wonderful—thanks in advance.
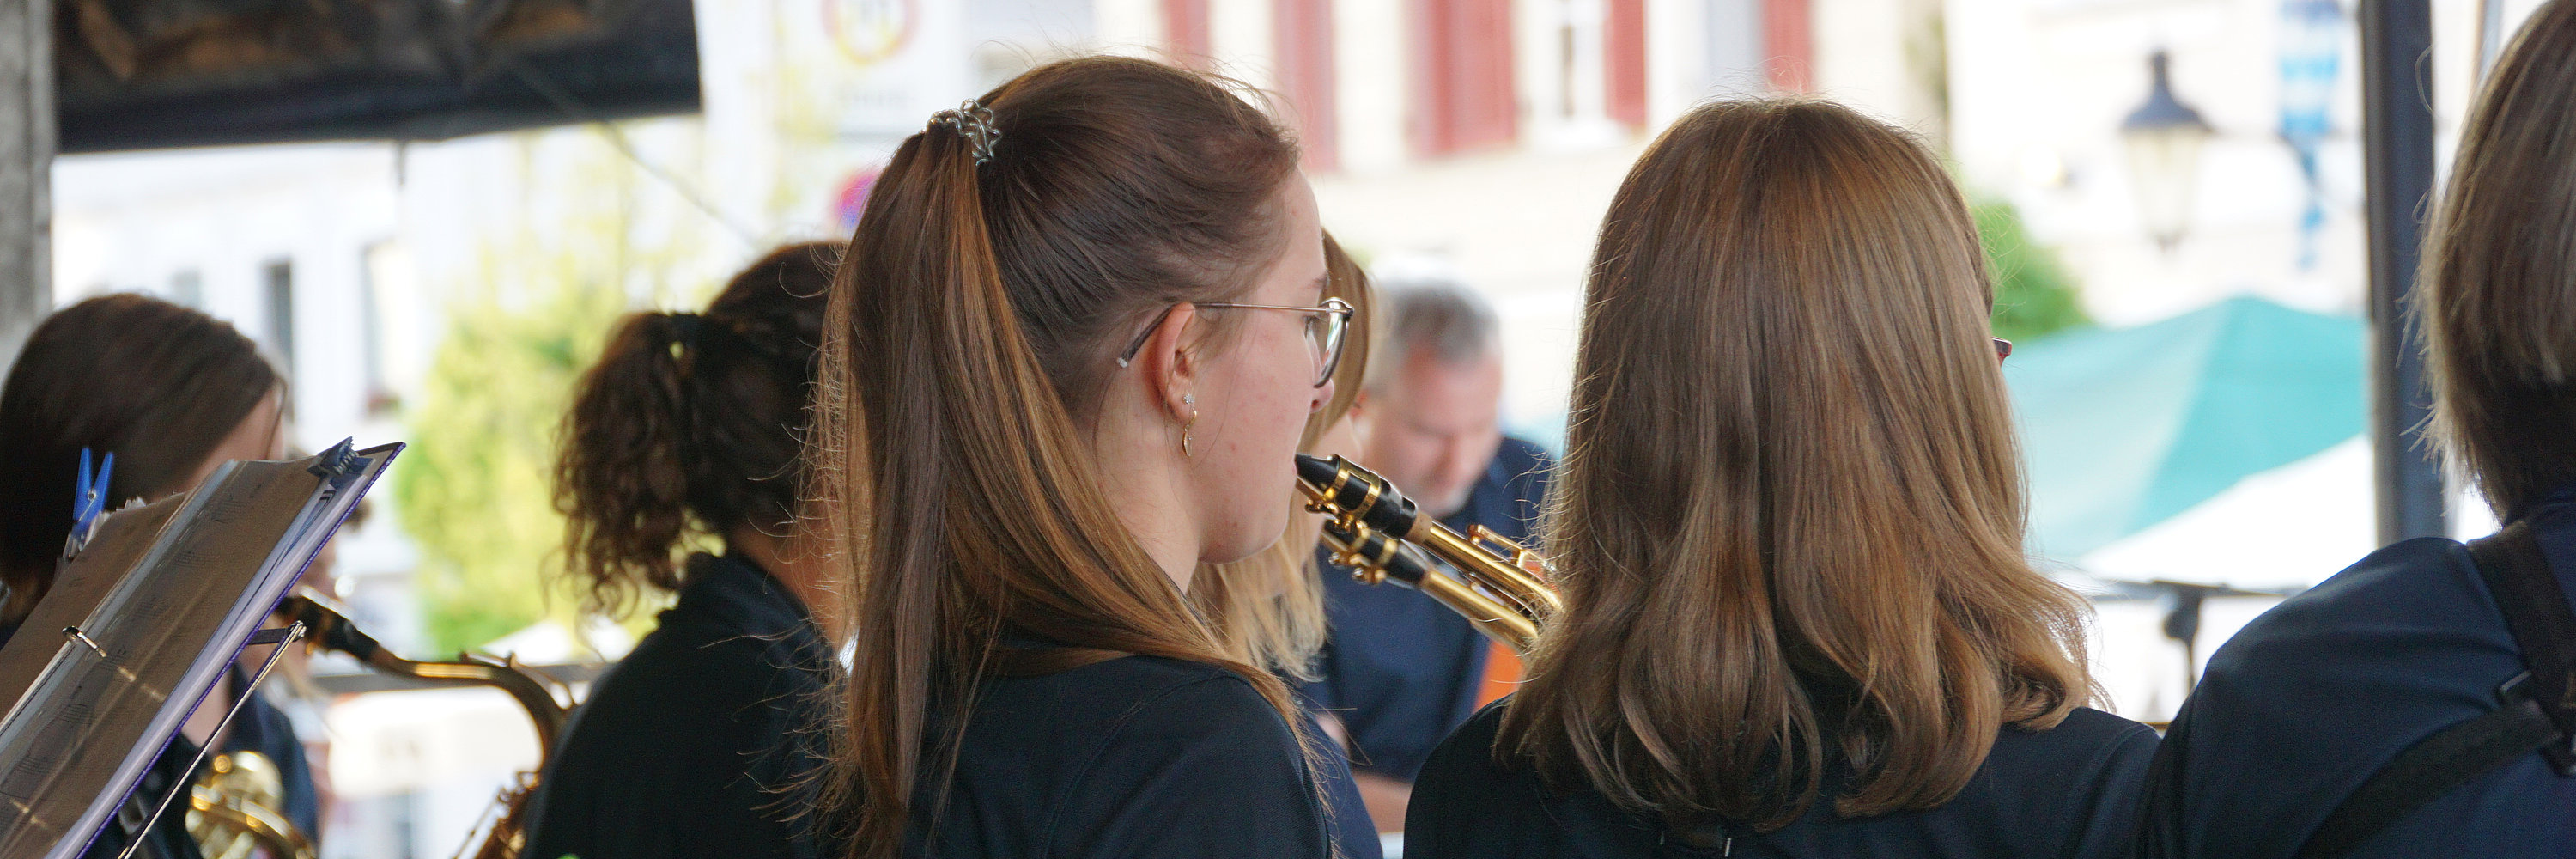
[2007,296,2365,560]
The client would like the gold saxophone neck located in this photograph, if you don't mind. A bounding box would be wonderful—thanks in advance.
[276,594,564,859]
[276,594,568,759]
[1296,454,1558,653]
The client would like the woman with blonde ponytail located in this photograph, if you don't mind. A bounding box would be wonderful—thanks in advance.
[812,57,1356,858]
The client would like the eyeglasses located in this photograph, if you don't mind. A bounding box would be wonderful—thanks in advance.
[1117,296,1355,387]
[1993,338,2014,362]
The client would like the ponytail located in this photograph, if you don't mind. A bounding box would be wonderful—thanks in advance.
[813,57,1305,856]
[557,312,696,614]
[557,242,837,616]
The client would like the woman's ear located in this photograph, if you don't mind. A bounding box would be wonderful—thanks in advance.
[1136,303,1203,421]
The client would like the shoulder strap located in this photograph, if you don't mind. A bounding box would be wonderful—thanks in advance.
[2293,521,2576,859]
[2465,521,2576,770]
[2293,698,2559,859]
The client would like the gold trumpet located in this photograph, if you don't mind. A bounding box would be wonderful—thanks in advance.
[1295,454,1559,653]
[273,595,568,859]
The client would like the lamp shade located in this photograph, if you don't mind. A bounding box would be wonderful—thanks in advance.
[2121,51,2216,251]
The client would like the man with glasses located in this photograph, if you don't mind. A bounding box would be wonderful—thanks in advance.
[1303,277,1551,841]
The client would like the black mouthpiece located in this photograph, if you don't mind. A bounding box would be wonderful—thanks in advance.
[281,595,381,660]
[1294,454,1423,539]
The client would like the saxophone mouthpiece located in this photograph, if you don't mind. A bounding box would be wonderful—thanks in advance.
[1293,454,1340,490]
[1295,454,1424,539]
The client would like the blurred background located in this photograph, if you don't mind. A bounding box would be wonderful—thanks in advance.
[0,0,2556,853]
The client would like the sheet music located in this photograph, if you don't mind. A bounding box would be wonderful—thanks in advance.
[0,442,399,859]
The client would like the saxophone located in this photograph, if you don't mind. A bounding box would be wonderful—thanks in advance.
[267,595,569,859]
[1295,454,1559,653]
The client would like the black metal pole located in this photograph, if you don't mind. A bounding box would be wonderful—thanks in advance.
[2360,0,2447,545]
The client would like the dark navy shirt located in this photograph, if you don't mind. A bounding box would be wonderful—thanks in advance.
[1295,702,1386,859]
[1407,700,2158,859]
[905,654,1333,859]
[522,552,837,859]
[1303,436,1551,780]
[2138,491,2576,859]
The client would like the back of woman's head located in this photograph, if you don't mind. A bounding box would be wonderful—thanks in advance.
[812,56,1303,852]
[1498,99,2092,832]
[0,294,280,620]
[556,241,839,614]
[2424,0,2576,521]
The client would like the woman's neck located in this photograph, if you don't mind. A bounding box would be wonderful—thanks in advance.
[726,526,841,638]
[1089,417,1202,594]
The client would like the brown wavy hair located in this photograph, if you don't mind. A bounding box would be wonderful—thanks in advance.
[1496,100,2095,832]
[2422,0,2576,522]
[0,294,281,622]
[554,241,839,614]
[809,56,1309,856]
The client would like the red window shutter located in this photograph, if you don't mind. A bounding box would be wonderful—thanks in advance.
[1165,0,1212,69]
[1764,0,1812,92]
[1607,0,1647,126]
[1414,0,1517,156]
[1275,0,1340,170]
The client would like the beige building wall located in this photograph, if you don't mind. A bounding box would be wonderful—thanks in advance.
[1333,0,1413,174]
[1812,0,1950,139]
[1093,0,1167,54]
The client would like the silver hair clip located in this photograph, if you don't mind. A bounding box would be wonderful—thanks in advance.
[930,100,1001,166]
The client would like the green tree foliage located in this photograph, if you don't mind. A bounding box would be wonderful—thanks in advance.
[397,128,715,655]
[1974,198,2092,343]
[396,273,624,655]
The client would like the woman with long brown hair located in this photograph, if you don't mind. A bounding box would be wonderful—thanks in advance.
[519,241,841,859]
[811,56,1355,858]
[1402,100,2155,857]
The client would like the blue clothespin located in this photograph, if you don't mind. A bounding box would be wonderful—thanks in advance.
[307,437,365,492]
[66,448,112,559]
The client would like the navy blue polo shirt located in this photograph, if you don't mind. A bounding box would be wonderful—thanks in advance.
[2138,488,2576,858]
[1406,699,2158,858]
[906,653,1332,859]
[523,552,838,859]
[1302,436,1551,781]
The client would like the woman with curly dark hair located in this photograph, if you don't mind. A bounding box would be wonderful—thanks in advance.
[519,241,842,859]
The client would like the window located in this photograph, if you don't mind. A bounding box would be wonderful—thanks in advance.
[1763,0,1813,92]
[1414,0,1518,156]
[1164,0,1212,67]
[361,243,391,414]
[263,259,295,368]
[1275,0,1340,170]
[169,270,201,308]
[1607,0,1646,126]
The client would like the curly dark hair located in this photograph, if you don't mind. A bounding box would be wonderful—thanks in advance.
[555,241,839,614]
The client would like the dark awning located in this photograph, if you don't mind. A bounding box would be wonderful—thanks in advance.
[54,0,699,155]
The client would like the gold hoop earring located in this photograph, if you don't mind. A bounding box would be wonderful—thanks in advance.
[1182,411,1197,457]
